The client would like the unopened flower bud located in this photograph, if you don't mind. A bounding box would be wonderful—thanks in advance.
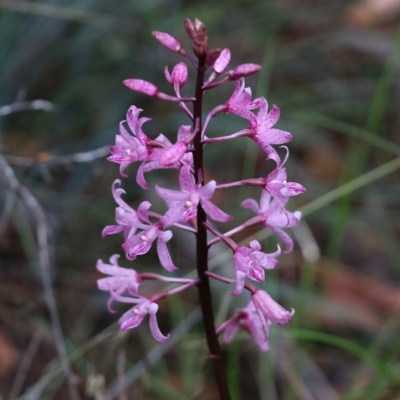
[184,18,196,41]
[206,48,223,68]
[213,48,231,74]
[228,63,262,80]
[152,31,181,52]
[123,79,159,97]
[184,18,208,56]
[165,62,188,88]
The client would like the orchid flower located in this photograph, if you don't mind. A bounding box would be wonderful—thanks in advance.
[156,165,232,224]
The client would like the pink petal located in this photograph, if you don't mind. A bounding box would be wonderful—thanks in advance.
[250,252,278,269]
[159,141,187,166]
[122,234,152,259]
[247,264,265,282]
[201,199,232,222]
[156,185,189,202]
[198,180,216,200]
[102,224,125,237]
[179,165,194,192]
[160,201,186,226]
[157,238,177,272]
[269,227,294,253]
[164,66,172,84]
[177,125,192,142]
[265,129,292,145]
[268,210,301,228]
[241,198,260,214]
[249,240,261,251]
[119,308,145,330]
[136,161,148,189]
[149,309,170,342]
[231,270,247,296]
[252,290,294,325]
[259,190,272,212]
[246,317,269,352]
[264,105,281,128]
[137,201,152,222]
[285,182,306,196]
[222,320,241,343]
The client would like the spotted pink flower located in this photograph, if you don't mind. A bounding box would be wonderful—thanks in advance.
[264,147,306,206]
[248,98,292,164]
[108,106,151,177]
[111,291,169,342]
[224,78,261,121]
[242,190,301,252]
[120,201,177,272]
[96,254,142,310]
[252,289,294,326]
[102,179,140,240]
[216,301,269,352]
[156,165,232,225]
[232,241,280,295]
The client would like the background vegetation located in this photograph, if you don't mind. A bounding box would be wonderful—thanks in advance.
[1,0,400,399]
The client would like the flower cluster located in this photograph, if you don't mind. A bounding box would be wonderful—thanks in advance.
[97,19,305,353]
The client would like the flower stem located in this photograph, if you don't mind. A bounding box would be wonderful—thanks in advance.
[193,51,231,400]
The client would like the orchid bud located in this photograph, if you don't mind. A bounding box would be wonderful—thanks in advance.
[206,48,222,68]
[152,31,181,52]
[213,48,231,74]
[165,62,188,89]
[123,79,159,97]
[184,18,208,56]
[228,63,262,80]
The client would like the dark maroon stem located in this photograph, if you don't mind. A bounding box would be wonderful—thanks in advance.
[193,53,231,400]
